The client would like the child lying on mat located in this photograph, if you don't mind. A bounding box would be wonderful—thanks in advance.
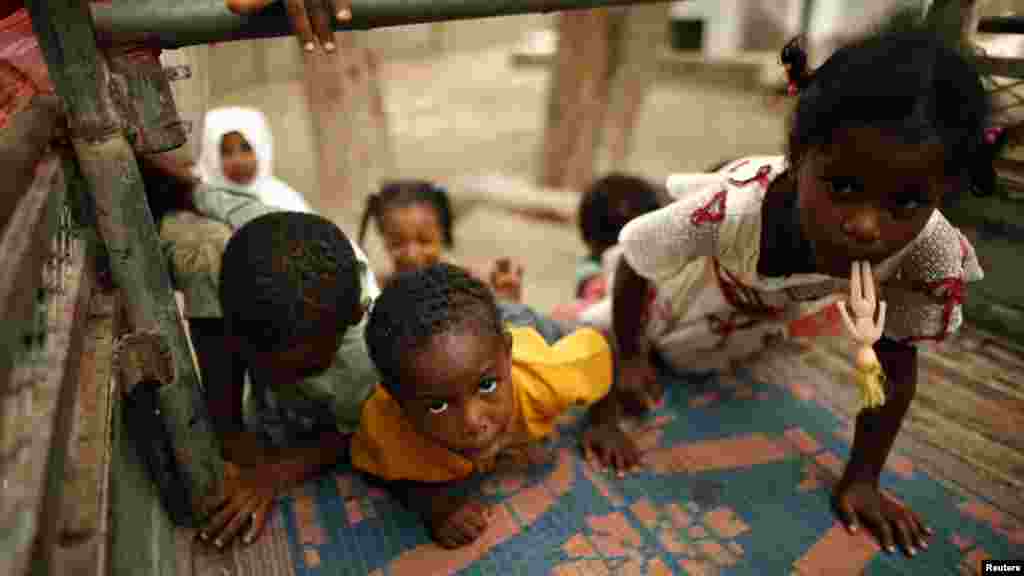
[359,179,567,345]
[197,212,379,549]
[351,263,639,548]
[609,17,993,557]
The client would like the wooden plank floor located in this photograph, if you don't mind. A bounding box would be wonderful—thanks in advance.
[174,322,1024,574]
[751,325,1024,522]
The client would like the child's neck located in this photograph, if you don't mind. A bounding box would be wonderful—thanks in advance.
[756,171,817,278]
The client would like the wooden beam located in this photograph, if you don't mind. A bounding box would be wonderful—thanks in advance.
[0,153,62,399]
[600,3,668,172]
[0,172,97,576]
[539,8,612,190]
[90,0,672,50]
[26,0,224,527]
[540,4,667,188]
[0,96,62,235]
[302,33,395,217]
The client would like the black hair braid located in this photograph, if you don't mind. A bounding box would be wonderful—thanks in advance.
[365,263,502,397]
[356,180,455,249]
[780,35,812,95]
[220,212,362,352]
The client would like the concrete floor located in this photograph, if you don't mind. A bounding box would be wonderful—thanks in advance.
[340,42,787,314]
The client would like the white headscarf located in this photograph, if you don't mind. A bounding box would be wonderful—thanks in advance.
[196,106,313,214]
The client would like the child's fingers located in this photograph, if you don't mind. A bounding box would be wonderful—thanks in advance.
[864,511,897,554]
[581,440,596,464]
[214,497,259,548]
[310,0,335,51]
[284,0,317,52]
[243,501,272,545]
[330,0,351,21]
[893,518,917,556]
[836,498,860,534]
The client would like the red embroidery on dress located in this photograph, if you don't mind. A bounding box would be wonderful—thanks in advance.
[903,276,965,344]
[639,286,663,324]
[690,190,727,226]
[713,258,783,318]
[728,165,773,189]
[706,259,783,347]
[728,159,751,173]
[708,311,759,348]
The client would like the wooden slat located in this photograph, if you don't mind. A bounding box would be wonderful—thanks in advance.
[748,343,1024,521]
[0,231,96,576]
[540,8,612,190]
[51,288,118,576]
[0,96,62,233]
[0,153,63,398]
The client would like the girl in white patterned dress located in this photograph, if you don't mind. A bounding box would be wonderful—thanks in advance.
[610,20,996,559]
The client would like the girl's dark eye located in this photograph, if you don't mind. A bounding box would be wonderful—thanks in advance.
[825,177,858,198]
[891,191,929,215]
[479,377,498,395]
[428,400,449,414]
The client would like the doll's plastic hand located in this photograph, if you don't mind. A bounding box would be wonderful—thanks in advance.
[837,261,887,346]
[226,0,351,53]
[428,496,491,549]
[489,258,524,303]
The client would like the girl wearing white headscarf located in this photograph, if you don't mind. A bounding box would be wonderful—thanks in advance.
[193,106,314,225]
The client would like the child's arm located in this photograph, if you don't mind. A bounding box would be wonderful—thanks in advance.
[579,327,642,472]
[834,338,931,556]
[611,257,660,414]
[192,184,279,230]
[201,431,350,547]
[380,479,491,549]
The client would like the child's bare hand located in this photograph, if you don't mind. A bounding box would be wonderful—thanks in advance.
[199,461,277,548]
[833,479,933,557]
[498,443,554,472]
[617,354,661,416]
[226,0,351,53]
[582,423,640,475]
[428,496,491,549]
[489,258,524,302]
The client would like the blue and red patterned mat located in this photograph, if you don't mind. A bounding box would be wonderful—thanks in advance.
[276,366,1022,575]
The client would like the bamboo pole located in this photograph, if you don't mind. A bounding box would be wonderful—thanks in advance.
[26,0,223,527]
[90,0,670,50]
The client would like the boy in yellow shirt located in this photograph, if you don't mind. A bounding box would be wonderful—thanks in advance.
[352,263,639,548]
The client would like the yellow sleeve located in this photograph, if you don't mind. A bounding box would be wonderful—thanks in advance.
[349,387,474,483]
[510,326,614,440]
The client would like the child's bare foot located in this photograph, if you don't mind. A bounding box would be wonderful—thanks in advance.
[489,258,524,302]
[428,495,491,549]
